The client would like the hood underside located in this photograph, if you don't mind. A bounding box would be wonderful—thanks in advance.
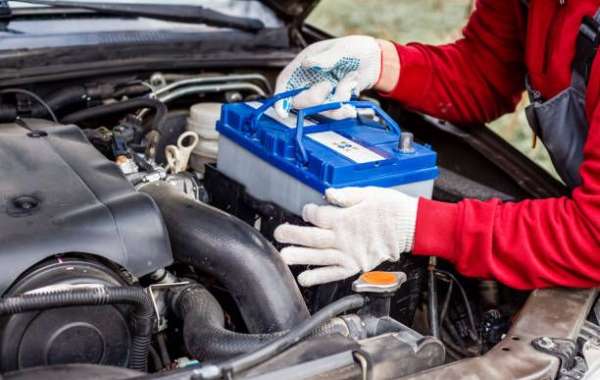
[260,0,319,22]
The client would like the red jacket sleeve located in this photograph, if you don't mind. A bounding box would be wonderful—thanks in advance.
[395,0,600,289]
[414,103,600,289]
[386,0,527,124]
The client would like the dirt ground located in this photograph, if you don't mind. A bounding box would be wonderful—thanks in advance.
[308,0,558,178]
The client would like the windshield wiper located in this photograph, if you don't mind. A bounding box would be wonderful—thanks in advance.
[8,0,264,32]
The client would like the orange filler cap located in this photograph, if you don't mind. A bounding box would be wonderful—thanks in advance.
[352,271,407,294]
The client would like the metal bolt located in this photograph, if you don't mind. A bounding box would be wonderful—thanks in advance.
[27,131,47,138]
[399,132,415,154]
[538,337,555,349]
[13,196,39,210]
[149,72,167,88]
[225,91,243,103]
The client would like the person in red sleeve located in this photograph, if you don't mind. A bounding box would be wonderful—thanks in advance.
[272,0,600,289]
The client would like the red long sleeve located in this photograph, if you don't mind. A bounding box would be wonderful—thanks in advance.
[388,0,527,124]
[390,0,600,289]
[415,104,600,289]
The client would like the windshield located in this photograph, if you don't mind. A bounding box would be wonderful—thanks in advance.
[8,0,283,27]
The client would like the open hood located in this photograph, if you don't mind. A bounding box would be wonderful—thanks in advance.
[260,0,319,22]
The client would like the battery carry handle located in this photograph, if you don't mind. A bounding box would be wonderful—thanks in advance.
[295,101,401,164]
[248,89,402,164]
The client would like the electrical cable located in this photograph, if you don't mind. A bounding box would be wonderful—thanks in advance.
[0,88,58,123]
[440,278,454,323]
[435,269,478,342]
[441,322,477,358]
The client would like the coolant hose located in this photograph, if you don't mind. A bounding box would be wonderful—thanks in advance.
[140,181,310,333]
[0,103,17,122]
[171,284,350,361]
[172,284,285,361]
[61,98,167,131]
[216,294,365,377]
[30,86,88,118]
[0,286,154,372]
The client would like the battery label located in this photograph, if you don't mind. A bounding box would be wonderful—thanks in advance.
[246,102,315,129]
[308,131,385,164]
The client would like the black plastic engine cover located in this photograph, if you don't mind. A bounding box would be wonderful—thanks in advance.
[0,119,173,293]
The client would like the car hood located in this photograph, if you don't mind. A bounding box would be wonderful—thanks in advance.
[260,0,319,22]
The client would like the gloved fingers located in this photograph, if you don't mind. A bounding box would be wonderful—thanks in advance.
[275,81,333,119]
[332,71,358,99]
[274,98,292,119]
[321,104,357,120]
[302,203,340,228]
[273,61,304,118]
[301,45,340,71]
[274,97,293,119]
[274,63,294,95]
[274,224,336,249]
[325,187,368,207]
[291,81,334,110]
[321,72,358,120]
[297,266,357,287]
[281,247,346,266]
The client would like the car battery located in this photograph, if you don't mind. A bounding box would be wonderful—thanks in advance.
[216,89,438,216]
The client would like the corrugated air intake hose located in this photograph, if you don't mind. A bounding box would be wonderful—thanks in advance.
[0,286,153,372]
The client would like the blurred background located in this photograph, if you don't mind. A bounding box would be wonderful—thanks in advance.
[307,0,559,179]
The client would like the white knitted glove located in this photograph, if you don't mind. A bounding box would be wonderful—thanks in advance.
[274,187,418,287]
[274,35,382,119]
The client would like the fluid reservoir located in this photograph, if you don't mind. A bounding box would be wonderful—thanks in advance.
[187,102,221,176]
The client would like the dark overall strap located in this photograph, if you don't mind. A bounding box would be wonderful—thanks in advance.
[524,5,600,188]
[574,13,600,85]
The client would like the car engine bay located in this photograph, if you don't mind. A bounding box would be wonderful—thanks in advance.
[0,68,598,380]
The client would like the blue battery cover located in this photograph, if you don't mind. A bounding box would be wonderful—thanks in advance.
[216,90,438,193]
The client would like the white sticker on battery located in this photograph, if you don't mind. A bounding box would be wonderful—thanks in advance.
[245,102,314,129]
[307,131,385,163]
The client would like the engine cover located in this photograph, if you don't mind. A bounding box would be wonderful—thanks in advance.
[0,119,173,293]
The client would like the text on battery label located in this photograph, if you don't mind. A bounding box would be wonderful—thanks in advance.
[246,102,315,129]
[307,131,385,164]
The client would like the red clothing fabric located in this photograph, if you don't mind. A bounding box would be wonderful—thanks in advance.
[388,0,600,289]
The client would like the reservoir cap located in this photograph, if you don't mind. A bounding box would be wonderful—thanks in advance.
[352,271,407,294]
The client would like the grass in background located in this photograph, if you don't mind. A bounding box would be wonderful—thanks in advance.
[308,0,559,179]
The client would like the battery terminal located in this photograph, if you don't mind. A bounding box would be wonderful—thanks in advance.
[399,132,416,154]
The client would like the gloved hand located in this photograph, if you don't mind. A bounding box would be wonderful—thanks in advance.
[274,187,419,287]
[274,35,383,119]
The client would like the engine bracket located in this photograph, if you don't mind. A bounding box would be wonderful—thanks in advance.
[531,337,585,379]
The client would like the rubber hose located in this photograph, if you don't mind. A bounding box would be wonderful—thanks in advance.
[0,103,17,122]
[30,86,87,118]
[172,285,354,362]
[61,98,167,131]
[218,294,366,376]
[140,182,310,333]
[173,285,286,361]
[0,286,154,372]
